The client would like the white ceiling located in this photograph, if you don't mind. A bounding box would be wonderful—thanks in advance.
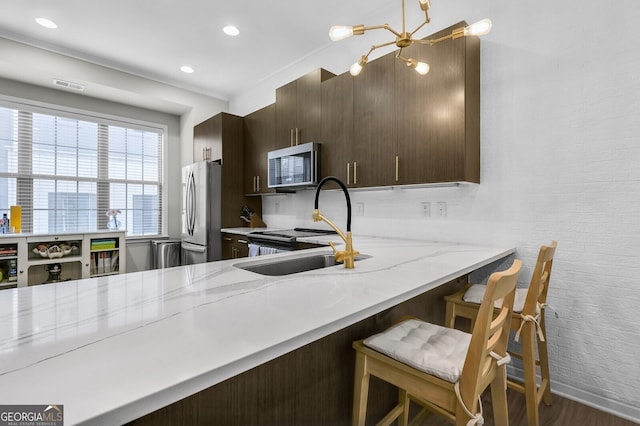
[0,0,397,104]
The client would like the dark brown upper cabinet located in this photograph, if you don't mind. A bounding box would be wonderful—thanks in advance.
[240,20,480,192]
[275,68,335,148]
[321,71,353,183]
[393,21,480,185]
[244,103,276,195]
[350,53,396,188]
[193,113,261,227]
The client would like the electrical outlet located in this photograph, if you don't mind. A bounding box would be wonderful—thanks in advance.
[421,202,431,217]
[437,202,447,217]
[355,202,365,217]
[275,202,280,214]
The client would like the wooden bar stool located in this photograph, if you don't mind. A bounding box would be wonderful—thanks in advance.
[444,241,557,426]
[352,259,522,426]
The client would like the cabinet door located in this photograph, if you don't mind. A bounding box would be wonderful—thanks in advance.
[351,54,396,187]
[394,24,480,184]
[275,69,335,148]
[295,68,328,144]
[321,72,353,182]
[235,237,249,258]
[244,104,276,194]
[275,80,297,147]
[221,233,249,259]
[221,233,234,260]
[194,117,222,162]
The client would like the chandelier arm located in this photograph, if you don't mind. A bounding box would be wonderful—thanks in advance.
[368,40,398,54]
[422,33,455,46]
[409,20,430,38]
[396,48,410,64]
[361,24,389,32]
[361,23,403,39]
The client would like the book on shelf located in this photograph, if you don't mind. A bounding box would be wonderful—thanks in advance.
[0,246,18,257]
[90,238,117,251]
[92,251,119,275]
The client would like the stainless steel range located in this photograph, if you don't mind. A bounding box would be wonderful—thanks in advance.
[247,228,337,252]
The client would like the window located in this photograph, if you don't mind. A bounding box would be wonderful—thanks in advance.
[0,102,164,236]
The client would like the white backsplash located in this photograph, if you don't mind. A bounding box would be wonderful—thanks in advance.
[261,184,516,246]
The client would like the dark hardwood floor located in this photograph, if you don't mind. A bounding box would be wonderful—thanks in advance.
[414,388,638,426]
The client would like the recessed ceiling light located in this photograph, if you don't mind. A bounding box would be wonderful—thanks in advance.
[180,65,195,74]
[223,25,239,36]
[36,17,58,29]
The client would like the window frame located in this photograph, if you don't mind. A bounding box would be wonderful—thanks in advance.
[0,95,168,238]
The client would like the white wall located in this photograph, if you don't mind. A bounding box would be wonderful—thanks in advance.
[230,0,640,421]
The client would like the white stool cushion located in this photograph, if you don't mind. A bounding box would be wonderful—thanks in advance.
[463,284,529,313]
[363,319,471,383]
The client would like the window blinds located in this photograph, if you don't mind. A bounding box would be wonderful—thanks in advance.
[0,103,164,236]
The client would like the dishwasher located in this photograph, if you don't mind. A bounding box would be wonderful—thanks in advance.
[151,239,182,269]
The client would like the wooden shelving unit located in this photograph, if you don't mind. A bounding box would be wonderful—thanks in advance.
[0,231,126,289]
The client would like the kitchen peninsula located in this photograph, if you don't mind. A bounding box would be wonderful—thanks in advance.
[0,236,514,425]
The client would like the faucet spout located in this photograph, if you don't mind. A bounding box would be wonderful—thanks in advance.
[312,176,359,268]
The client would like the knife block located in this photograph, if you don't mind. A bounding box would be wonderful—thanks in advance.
[250,214,266,228]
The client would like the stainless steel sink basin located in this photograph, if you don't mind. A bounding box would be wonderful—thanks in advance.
[234,252,370,276]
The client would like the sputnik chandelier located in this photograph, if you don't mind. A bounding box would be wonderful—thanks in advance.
[329,0,492,76]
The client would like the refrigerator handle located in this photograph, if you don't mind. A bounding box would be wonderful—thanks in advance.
[185,170,192,235]
[188,171,196,235]
[182,241,207,253]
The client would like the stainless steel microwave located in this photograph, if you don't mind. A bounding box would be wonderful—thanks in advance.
[268,142,320,189]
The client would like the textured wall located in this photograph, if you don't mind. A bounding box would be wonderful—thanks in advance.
[244,0,640,421]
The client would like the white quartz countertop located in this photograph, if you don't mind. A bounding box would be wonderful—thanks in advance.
[0,236,514,425]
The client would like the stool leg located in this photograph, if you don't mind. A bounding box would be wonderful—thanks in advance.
[399,388,409,426]
[490,364,509,426]
[538,315,552,406]
[521,322,540,426]
[352,350,370,426]
[445,301,456,328]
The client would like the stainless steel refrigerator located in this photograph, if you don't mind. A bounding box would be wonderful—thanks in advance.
[181,160,222,265]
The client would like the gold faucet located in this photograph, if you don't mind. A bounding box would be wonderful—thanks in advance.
[312,176,359,268]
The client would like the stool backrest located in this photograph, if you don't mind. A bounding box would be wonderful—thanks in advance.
[522,241,558,317]
[459,259,522,414]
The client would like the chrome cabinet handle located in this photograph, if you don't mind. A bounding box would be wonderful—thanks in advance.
[256,175,260,192]
[347,163,350,185]
[395,155,399,182]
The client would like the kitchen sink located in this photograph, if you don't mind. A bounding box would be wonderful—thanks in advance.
[234,252,371,276]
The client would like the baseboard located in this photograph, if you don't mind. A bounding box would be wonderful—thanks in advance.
[507,365,640,424]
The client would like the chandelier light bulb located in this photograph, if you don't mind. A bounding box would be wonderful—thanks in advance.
[350,62,363,76]
[350,55,368,76]
[413,61,429,75]
[418,0,430,12]
[464,19,492,36]
[407,59,429,75]
[329,26,354,41]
